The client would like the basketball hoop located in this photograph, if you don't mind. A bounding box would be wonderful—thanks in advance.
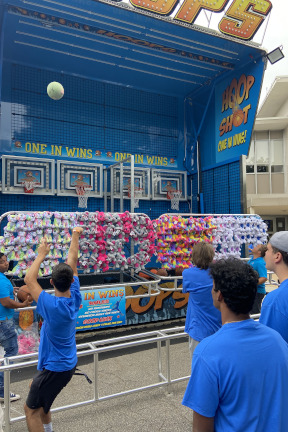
[22,181,37,194]
[167,190,182,211]
[75,185,91,208]
[128,187,143,208]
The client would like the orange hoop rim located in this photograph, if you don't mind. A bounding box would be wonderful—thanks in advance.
[75,185,92,196]
[167,190,182,200]
[22,180,38,193]
[128,187,143,198]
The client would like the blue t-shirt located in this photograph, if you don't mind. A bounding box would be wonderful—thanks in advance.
[0,273,14,320]
[247,256,267,294]
[260,279,288,342]
[37,277,82,372]
[182,320,288,432]
[182,267,221,341]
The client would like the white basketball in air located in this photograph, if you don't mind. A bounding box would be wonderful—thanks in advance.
[47,82,64,100]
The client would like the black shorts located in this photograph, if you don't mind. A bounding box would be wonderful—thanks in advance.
[26,366,76,414]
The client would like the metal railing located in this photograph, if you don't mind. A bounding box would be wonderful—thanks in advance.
[1,326,189,431]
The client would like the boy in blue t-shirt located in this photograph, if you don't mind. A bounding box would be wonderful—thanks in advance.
[24,227,83,432]
[248,244,267,314]
[182,258,288,432]
[182,243,221,360]
[260,231,288,343]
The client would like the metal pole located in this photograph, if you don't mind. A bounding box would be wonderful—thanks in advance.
[94,353,99,401]
[130,155,135,214]
[110,167,114,213]
[104,168,108,212]
[120,163,124,213]
[157,337,163,381]
[4,365,11,432]
[165,340,171,394]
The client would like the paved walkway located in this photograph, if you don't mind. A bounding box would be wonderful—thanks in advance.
[3,276,280,432]
[4,324,193,432]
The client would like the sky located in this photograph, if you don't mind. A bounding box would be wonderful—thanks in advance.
[194,0,288,106]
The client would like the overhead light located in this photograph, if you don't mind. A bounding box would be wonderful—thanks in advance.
[266,46,284,65]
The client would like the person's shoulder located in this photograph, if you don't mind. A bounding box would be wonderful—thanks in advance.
[257,321,288,347]
[183,267,194,275]
[195,328,224,355]
[280,279,288,289]
[183,266,204,275]
[267,284,286,302]
[0,273,10,282]
[0,274,12,289]
[38,289,53,304]
[265,282,288,310]
[71,276,80,290]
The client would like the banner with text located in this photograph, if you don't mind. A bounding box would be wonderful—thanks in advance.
[76,287,126,331]
[13,141,178,168]
[215,59,265,165]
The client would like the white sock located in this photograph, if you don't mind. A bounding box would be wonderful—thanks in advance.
[43,422,53,432]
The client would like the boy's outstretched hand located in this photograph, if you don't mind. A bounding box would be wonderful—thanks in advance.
[73,226,84,235]
[37,237,50,259]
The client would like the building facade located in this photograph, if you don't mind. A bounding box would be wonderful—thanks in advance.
[246,76,288,235]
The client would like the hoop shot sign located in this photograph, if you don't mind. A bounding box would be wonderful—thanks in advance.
[109,0,272,41]
[215,60,264,165]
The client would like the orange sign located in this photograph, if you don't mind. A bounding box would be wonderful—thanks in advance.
[127,0,272,41]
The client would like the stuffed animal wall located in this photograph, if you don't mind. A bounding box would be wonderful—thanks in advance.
[154,214,268,269]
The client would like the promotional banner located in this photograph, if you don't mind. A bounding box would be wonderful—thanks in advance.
[125,282,188,326]
[76,287,126,331]
[13,141,178,168]
[215,59,265,165]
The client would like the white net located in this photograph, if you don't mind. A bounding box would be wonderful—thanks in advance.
[133,187,143,208]
[22,181,37,194]
[169,190,182,210]
[76,186,91,208]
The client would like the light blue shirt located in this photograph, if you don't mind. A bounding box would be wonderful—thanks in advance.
[247,256,267,294]
[183,320,288,431]
[0,273,14,320]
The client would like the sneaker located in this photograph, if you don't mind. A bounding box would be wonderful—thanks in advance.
[0,392,20,402]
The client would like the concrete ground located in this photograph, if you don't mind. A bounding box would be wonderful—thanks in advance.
[3,276,280,432]
[4,324,193,432]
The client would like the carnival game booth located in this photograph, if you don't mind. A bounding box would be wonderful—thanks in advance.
[0,209,267,343]
[0,0,270,218]
[0,0,272,330]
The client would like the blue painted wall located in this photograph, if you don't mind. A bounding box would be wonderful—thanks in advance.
[0,62,190,219]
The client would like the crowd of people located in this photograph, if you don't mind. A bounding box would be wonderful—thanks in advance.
[182,231,288,431]
[0,228,288,431]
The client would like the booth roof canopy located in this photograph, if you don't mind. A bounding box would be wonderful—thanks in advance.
[2,0,267,98]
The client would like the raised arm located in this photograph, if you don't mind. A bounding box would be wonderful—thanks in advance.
[24,237,50,302]
[66,227,83,276]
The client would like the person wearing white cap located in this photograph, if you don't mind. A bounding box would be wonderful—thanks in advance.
[259,231,288,342]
